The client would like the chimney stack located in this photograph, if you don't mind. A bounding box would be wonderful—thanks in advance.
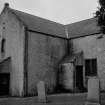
[4,3,9,8]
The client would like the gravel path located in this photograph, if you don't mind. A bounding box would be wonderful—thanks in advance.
[0,93,104,105]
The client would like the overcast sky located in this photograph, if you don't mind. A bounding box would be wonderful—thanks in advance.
[0,0,98,24]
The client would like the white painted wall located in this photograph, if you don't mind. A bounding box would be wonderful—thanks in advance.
[0,8,25,96]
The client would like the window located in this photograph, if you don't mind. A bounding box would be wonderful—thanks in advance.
[1,38,6,53]
[85,59,97,76]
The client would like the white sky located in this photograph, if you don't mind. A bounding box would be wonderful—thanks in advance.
[0,0,98,24]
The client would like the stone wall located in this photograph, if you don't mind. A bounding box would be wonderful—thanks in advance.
[27,31,67,95]
[69,34,105,91]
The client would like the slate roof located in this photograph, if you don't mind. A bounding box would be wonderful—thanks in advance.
[66,18,101,39]
[2,3,101,39]
[0,57,11,64]
[9,8,66,38]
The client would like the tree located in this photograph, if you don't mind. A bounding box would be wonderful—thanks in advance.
[96,0,105,33]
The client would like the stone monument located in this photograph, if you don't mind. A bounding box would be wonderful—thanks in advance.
[37,81,47,103]
[85,76,100,105]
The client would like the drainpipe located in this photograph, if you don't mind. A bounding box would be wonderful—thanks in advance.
[24,27,28,96]
[65,26,70,55]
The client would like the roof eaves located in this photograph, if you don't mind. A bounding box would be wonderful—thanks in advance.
[0,57,11,64]
[27,29,68,39]
[68,32,101,40]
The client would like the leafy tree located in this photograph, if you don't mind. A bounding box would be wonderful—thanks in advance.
[96,0,105,33]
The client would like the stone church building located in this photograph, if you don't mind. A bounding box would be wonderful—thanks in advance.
[0,3,105,96]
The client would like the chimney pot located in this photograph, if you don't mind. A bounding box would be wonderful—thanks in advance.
[5,3,9,8]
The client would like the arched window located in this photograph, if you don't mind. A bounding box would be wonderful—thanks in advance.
[1,38,6,53]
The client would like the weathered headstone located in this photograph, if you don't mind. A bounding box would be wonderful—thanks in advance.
[37,81,47,103]
[85,77,100,105]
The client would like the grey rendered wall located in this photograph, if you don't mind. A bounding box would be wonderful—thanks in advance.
[27,31,67,96]
[69,34,105,91]
[0,8,25,96]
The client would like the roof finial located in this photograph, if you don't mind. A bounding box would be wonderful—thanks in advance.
[4,3,9,8]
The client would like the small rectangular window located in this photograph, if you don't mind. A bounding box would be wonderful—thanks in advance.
[85,59,97,76]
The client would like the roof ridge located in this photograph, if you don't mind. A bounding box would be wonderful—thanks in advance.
[10,8,64,26]
[66,18,97,26]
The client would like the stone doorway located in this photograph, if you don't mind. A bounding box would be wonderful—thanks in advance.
[0,73,10,96]
[75,65,84,92]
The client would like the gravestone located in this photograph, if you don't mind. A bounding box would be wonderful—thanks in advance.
[85,77,100,105]
[37,81,47,103]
